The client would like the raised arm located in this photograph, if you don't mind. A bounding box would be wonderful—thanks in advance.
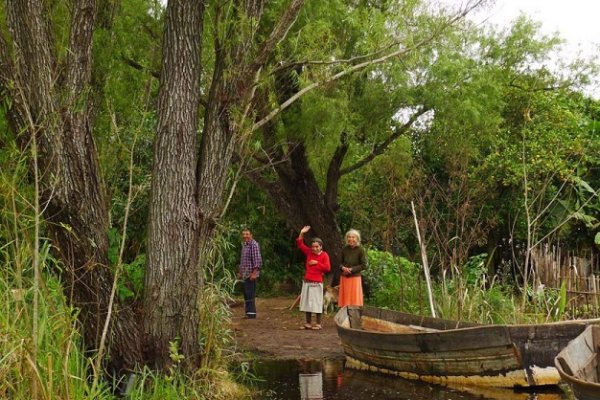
[296,225,311,255]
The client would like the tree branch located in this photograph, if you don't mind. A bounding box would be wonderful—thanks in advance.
[251,0,483,132]
[252,0,304,69]
[270,42,398,75]
[121,54,160,79]
[339,106,430,176]
[532,185,600,249]
[324,131,348,211]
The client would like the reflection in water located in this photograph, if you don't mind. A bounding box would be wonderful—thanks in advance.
[298,359,323,399]
[299,373,322,400]
[251,358,571,400]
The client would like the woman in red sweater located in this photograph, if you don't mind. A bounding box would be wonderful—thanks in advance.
[296,225,331,330]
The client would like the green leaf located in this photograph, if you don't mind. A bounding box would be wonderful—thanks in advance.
[574,176,596,195]
[557,281,567,319]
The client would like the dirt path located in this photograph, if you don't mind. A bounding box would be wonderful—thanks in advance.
[231,296,344,360]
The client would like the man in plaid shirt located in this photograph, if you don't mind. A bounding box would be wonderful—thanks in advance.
[238,228,262,318]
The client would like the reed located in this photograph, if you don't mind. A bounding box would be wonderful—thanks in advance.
[0,246,113,399]
[0,129,251,400]
[365,250,578,325]
[0,217,253,400]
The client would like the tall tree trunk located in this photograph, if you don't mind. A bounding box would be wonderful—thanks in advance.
[0,0,143,369]
[144,0,205,370]
[142,0,305,371]
[248,74,346,276]
[2,0,306,373]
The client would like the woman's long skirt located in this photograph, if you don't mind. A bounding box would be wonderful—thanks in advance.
[338,275,363,308]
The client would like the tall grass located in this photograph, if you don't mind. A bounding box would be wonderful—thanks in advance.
[0,140,251,399]
[365,250,572,325]
[1,135,109,398]
[363,249,427,315]
[118,226,252,400]
[0,230,253,399]
[0,242,112,399]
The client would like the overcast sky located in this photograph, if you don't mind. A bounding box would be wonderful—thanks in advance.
[442,0,600,97]
[475,0,599,53]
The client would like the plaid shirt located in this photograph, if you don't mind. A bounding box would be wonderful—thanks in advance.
[239,239,262,279]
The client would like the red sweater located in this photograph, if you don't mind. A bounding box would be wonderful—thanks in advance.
[296,238,331,282]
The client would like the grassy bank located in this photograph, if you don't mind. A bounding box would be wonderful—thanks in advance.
[0,243,253,400]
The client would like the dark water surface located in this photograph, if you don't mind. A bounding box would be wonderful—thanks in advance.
[251,358,572,400]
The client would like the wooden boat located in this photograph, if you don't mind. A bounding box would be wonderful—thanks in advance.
[554,325,600,399]
[341,369,565,400]
[334,305,600,388]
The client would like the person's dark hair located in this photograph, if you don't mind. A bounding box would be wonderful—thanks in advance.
[311,238,323,247]
[241,227,252,234]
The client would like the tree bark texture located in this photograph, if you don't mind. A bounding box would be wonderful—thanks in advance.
[248,70,345,278]
[144,0,205,370]
[143,0,304,369]
[1,0,306,373]
[247,141,344,279]
[1,0,143,369]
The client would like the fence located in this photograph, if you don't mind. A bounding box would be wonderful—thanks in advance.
[531,244,600,317]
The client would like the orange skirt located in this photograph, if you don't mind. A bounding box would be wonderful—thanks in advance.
[338,275,363,308]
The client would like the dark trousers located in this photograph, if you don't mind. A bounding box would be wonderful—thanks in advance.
[243,278,257,318]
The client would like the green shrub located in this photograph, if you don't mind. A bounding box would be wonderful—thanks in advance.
[363,249,425,314]
[364,250,527,324]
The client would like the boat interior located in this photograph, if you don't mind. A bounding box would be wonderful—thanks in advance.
[555,325,600,383]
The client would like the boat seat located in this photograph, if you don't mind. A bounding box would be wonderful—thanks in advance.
[360,316,440,333]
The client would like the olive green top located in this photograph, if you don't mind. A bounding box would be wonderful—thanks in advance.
[340,245,368,276]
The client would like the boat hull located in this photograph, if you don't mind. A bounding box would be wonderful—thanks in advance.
[555,325,600,400]
[335,306,600,387]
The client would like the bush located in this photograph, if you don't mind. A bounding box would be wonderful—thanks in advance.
[363,250,523,324]
[363,249,425,314]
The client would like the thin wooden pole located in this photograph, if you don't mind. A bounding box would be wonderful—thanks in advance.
[411,201,436,318]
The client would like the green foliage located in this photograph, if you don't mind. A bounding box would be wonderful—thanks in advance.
[123,366,252,400]
[195,226,254,400]
[436,263,521,325]
[518,281,571,323]
[558,281,568,318]
[334,13,600,272]
[0,0,598,395]
[463,253,488,285]
[0,244,113,399]
[198,228,237,370]
[222,179,304,296]
[0,216,250,400]
[108,228,146,302]
[118,254,146,302]
[363,249,579,325]
[363,249,425,314]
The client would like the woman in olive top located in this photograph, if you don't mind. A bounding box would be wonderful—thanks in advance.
[338,229,367,308]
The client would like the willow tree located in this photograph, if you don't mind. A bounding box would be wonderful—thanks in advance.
[0,0,305,372]
[244,0,485,273]
[142,0,305,369]
[0,0,144,368]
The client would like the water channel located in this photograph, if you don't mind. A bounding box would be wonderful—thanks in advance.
[250,358,573,400]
